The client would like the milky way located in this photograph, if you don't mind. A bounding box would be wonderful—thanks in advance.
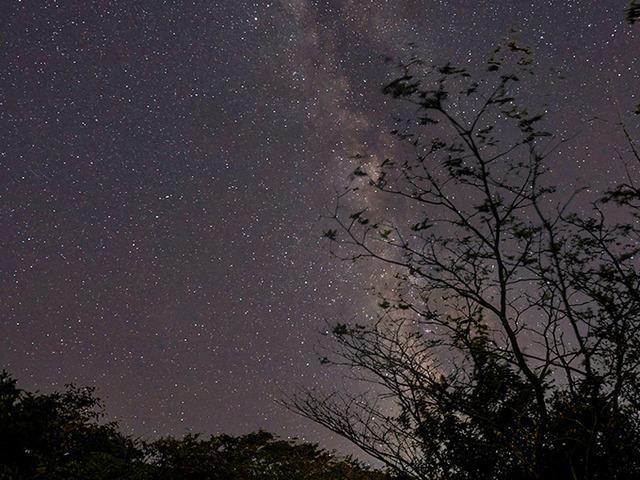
[1,1,638,453]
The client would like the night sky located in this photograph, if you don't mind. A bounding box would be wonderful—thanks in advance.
[1,1,638,452]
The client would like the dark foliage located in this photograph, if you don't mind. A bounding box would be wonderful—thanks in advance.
[0,370,148,480]
[0,371,389,480]
[151,430,389,480]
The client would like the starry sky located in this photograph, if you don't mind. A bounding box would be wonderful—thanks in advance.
[1,0,638,453]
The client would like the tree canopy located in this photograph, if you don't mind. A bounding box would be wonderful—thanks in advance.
[0,371,389,480]
[0,370,147,480]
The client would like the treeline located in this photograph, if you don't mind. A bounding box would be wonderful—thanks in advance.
[0,371,389,480]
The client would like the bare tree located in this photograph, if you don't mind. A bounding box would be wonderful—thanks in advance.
[287,42,640,480]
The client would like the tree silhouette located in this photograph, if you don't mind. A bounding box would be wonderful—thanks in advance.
[150,430,390,480]
[0,371,390,479]
[0,370,149,479]
[288,40,640,480]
